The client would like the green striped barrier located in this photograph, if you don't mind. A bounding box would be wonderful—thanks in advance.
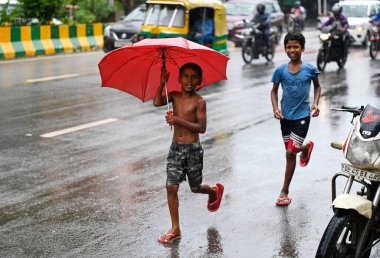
[0,23,105,60]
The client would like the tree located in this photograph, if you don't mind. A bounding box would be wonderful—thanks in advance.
[0,0,19,26]
[18,0,63,24]
[74,0,116,23]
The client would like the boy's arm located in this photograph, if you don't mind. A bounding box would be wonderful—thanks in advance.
[271,82,284,120]
[153,66,171,107]
[311,77,322,117]
[166,98,207,133]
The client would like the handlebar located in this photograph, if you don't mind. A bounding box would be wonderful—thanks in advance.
[331,105,364,122]
[331,105,364,114]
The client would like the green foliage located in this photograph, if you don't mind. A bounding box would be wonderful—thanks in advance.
[0,1,21,26]
[74,0,116,23]
[18,0,63,24]
[3,0,123,25]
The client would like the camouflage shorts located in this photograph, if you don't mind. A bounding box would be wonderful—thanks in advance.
[166,140,203,187]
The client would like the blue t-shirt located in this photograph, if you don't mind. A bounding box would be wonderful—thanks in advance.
[271,63,320,120]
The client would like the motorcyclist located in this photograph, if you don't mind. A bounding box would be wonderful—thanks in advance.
[322,3,349,51]
[290,1,306,30]
[252,3,270,50]
[372,10,380,23]
[370,10,380,44]
[371,10,380,27]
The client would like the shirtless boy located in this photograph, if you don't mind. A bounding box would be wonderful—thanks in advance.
[153,62,224,243]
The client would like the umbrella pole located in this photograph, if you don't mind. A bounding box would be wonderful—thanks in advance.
[162,49,172,131]
[165,82,172,131]
[165,82,170,112]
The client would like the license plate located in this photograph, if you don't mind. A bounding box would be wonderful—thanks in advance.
[114,40,132,48]
[341,163,380,182]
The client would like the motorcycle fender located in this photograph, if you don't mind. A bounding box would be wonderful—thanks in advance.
[332,194,372,219]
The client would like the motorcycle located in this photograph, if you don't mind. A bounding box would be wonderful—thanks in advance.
[316,104,380,258]
[236,21,277,64]
[316,25,349,72]
[286,13,304,33]
[369,20,380,60]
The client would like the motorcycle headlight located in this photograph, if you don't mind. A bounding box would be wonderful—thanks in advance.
[104,25,111,37]
[355,26,364,33]
[319,33,330,41]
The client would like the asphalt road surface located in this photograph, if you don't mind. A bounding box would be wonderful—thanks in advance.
[1,29,380,257]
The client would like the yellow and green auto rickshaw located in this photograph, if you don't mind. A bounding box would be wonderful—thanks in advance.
[139,0,228,55]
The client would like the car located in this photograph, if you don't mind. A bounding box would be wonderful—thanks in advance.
[339,0,380,47]
[103,4,146,53]
[225,0,284,46]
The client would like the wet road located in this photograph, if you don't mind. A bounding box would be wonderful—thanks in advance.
[1,29,380,257]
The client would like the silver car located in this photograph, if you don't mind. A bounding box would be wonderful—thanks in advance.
[340,0,380,47]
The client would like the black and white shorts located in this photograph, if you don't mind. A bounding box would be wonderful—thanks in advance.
[280,116,310,152]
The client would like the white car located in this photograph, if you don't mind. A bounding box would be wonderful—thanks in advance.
[339,0,380,47]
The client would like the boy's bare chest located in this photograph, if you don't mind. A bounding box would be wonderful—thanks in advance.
[173,98,197,117]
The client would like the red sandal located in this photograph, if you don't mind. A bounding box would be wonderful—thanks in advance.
[207,183,224,212]
[300,141,314,167]
[158,231,181,244]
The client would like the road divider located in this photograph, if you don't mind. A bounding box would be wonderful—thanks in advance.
[0,23,104,60]
[40,118,118,138]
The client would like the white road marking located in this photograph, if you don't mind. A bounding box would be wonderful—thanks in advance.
[105,176,119,181]
[26,73,79,83]
[40,118,119,138]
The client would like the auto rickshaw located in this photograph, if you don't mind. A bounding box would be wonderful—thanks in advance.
[139,0,228,55]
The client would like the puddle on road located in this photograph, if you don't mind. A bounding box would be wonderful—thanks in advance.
[206,227,223,256]
[277,208,299,257]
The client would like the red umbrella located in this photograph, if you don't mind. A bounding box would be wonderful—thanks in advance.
[98,37,229,104]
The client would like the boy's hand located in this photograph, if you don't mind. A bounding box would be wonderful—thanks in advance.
[311,104,320,117]
[273,109,284,120]
[161,66,170,85]
[165,112,176,125]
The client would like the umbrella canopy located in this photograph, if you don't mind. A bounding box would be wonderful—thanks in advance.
[98,37,229,102]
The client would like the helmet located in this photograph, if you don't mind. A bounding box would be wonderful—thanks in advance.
[256,4,265,14]
[294,1,301,7]
[332,3,342,18]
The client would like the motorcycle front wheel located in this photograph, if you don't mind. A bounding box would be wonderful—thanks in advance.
[369,40,378,60]
[317,50,327,72]
[354,219,374,258]
[337,50,348,68]
[242,41,253,64]
[286,19,294,33]
[316,209,367,258]
[265,43,275,62]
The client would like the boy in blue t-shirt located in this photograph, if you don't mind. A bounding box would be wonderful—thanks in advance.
[271,32,321,206]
